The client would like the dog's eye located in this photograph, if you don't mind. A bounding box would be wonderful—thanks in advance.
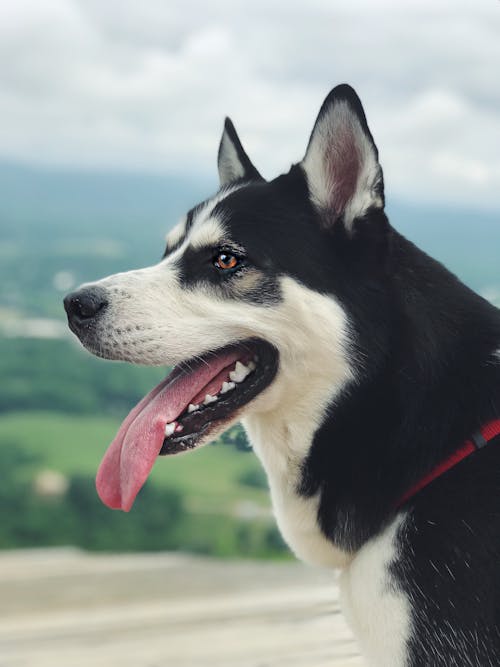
[214,252,240,271]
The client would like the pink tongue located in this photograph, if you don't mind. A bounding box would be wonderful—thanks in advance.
[96,349,243,512]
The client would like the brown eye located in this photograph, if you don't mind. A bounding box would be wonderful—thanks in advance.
[214,252,239,271]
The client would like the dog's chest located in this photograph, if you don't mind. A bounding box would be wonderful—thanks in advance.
[339,514,412,666]
[244,417,412,665]
[242,415,352,568]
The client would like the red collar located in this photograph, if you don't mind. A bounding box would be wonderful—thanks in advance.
[397,418,500,507]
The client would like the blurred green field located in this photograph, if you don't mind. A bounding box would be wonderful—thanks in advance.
[0,411,270,515]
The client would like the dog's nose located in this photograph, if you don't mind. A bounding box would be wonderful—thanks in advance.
[64,288,108,329]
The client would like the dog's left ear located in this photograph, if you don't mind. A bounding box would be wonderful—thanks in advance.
[301,84,384,229]
[218,117,263,186]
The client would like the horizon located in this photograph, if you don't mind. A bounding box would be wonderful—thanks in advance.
[1,156,500,218]
[1,1,499,211]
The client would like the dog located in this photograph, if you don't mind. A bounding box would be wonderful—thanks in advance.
[64,84,500,666]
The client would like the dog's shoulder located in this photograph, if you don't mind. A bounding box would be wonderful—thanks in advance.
[395,442,500,665]
[343,443,500,666]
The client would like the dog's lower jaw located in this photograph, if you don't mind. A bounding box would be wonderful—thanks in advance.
[242,411,354,569]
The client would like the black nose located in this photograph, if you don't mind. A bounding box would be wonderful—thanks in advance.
[64,288,108,329]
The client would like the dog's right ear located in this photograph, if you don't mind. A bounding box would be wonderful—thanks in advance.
[217,118,263,186]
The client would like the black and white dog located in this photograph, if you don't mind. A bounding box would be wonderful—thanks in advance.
[64,85,500,666]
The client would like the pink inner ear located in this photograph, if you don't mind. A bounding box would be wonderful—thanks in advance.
[326,128,360,218]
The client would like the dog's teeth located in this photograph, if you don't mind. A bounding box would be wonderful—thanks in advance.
[203,394,217,405]
[247,360,256,371]
[220,381,235,394]
[175,424,184,433]
[235,360,249,375]
[230,361,251,383]
[187,403,200,413]
[164,422,176,437]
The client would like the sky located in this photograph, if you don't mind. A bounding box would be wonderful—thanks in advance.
[0,0,499,210]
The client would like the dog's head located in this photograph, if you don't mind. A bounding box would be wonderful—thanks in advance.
[64,84,390,511]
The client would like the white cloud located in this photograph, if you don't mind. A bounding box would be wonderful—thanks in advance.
[0,0,499,209]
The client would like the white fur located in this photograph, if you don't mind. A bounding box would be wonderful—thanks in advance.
[339,513,412,666]
[76,184,415,662]
[165,187,240,255]
[72,92,498,666]
[302,100,383,228]
[165,217,187,250]
[188,184,241,238]
[218,129,246,185]
[243,278,355,568]
[81,197,357,567]
[189,217,226,249]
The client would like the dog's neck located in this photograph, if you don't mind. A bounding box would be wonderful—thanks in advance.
[243,408,354,568]
[246,231,500,560]
[305,230,500,552]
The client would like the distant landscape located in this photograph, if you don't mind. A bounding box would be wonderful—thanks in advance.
[1,159,499,557]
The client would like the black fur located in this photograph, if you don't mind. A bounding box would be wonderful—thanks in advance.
[192,86,500,663]
[394,439,500,665]
[67,82,500,664]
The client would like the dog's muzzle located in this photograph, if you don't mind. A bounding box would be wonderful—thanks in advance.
[63,287,108,337]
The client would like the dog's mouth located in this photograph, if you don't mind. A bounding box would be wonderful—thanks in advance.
[96,338,279,511]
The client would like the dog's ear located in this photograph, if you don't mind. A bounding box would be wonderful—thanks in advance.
[301,84,384,229]
[218,117,263,186]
